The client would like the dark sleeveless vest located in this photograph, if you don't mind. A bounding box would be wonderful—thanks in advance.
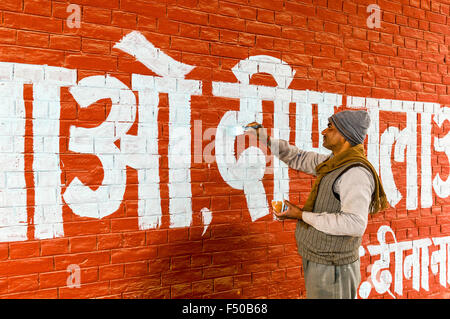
[295,163,369,265]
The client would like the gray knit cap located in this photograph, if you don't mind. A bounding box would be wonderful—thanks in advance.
[329,110,371,146]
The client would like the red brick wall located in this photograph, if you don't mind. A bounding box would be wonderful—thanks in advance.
[0,0,449,299]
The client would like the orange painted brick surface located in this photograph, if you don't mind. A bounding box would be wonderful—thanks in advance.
[0,0,448,299]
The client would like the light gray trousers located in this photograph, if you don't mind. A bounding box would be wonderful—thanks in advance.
[302,259,361,299]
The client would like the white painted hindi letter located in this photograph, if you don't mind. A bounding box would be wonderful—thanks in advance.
[432,107,450,199]
[115,31,201,228]
[421,109,433,208]
[431,236,450,288]
[63,75,136,219]
[214,56,295,221]
[33,65,77,239]
[378,101,418,209]
[0,63,28,242]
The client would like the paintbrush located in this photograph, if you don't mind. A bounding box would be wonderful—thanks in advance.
[228,123,263,136]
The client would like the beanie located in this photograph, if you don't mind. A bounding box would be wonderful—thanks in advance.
[329,110,371,146]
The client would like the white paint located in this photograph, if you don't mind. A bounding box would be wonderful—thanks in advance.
[294,91,338,155]
[380,127,404,207]
[214,55,294,221]
[216,111,267,221]
[114,31,194,78]
[430,236,450,288]
[115,31,201,228]
[33,66,76,239]
[421,112,433,208]
[432,107,450,199]
[63,75,136,219]
[66,4,81,29]
[404,238,432,292]
[349,97,440,210]
[366,4,381,29]
[0,68,28,242]
[66,264,81,288]
[365,225,397,298]
[0,63,76,242]
[0,34,447,247]
[130,74,163,230]
[360,225,450,298]
[201,207,212,236]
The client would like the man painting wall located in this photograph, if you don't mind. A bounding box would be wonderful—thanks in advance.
[247,110,389,299]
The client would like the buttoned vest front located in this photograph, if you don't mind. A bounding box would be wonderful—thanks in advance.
[295,163,370,265]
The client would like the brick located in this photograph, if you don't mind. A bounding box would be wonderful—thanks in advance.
[49,34,81,51]
[69,236,97,253]
[0,45,65,65]
[40,239,69,256]
[246,21,281,37]
[171,37,210,54]
[122,232,146,247]
[1,288,58,299]
[65,54,117,71]
[162,269,203,285]
[124,261,148,277]
[167,7,209,25]
[204,289,242,299]
[82,6,111,25]
[111,275,161,295]
[192,280,214,296]
[0,0,447,301]
[391,219,416,230]
[0,28,16,45]
[111,11,137,28]
[17,30,49,48]
[204,264,239,279]
[171,282,193,298]
[346,84,371,97]
[316,7,347,24]
[217,1,239,17]
[211,43,248,59]
[54,251,110,270]
[242,284,269,298]
[0,0,22,11]
[4,12,62,33]
[8,274,39,293]
[249,0,284,11]
[120,0,165,17]
[214,276,234,291]
[282,27,315,42]
[64,23,123,42]
[344,38,370,51]
[59,281,110,299]
[0,257,54,276]
[23,0,52,16]
[81,38,111,54]
[0,244,8,261]
[209,14,246,31]
[158,242,202,258]
[9,241,40,259]
[312,57,341,69]
[111,247,157,263]
[370,42,397,56]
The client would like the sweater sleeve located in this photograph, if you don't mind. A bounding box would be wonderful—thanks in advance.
[268,137,330,176]
[301,166,375,237]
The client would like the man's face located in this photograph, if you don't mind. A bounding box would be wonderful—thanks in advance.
[321,121,347,150]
